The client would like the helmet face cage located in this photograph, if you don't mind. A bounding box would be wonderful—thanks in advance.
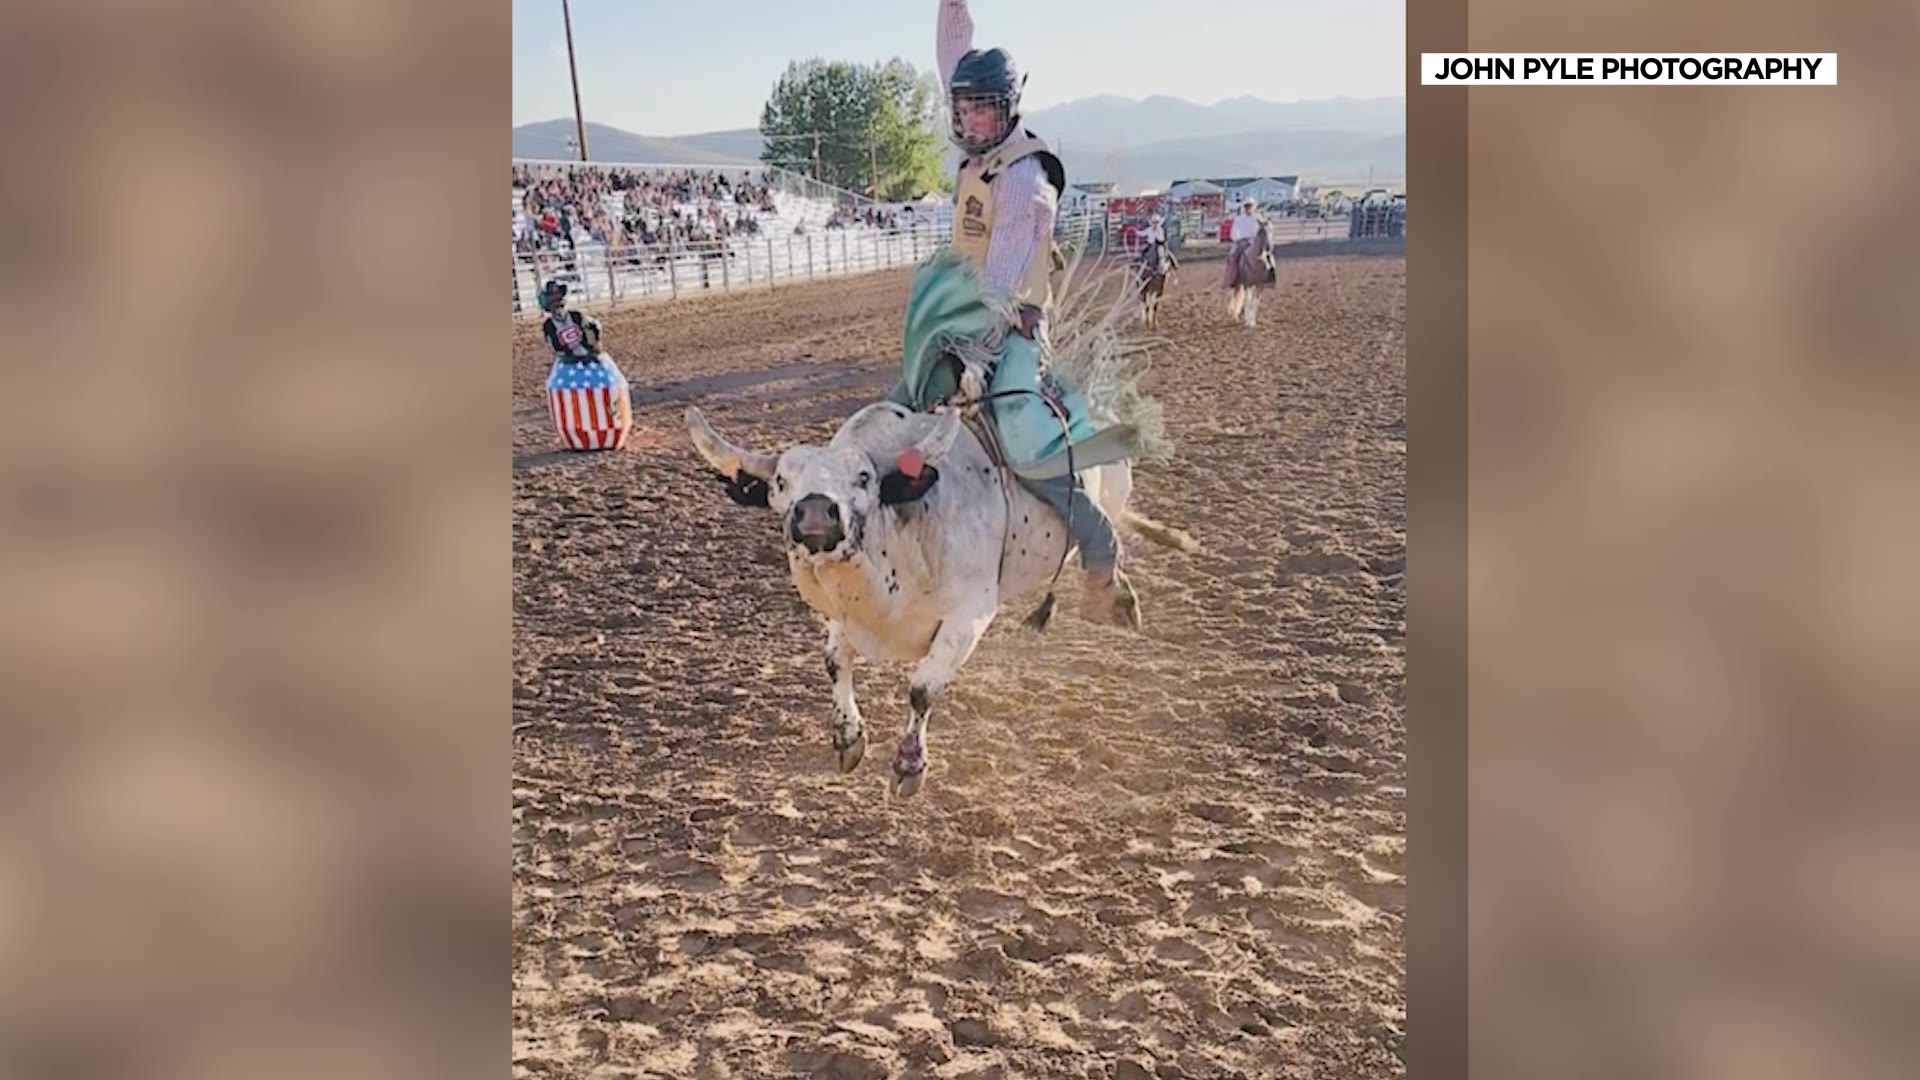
[946,48,1023,156]
[540,280,567,312]
[948,89,1017,155]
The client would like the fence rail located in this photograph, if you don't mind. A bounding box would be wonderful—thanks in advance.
[513,223,943,314]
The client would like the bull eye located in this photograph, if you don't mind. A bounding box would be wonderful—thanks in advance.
[857,470,872,488]
[774,475,785,490]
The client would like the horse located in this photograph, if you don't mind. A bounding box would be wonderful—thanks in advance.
[1222,218,1276,328]
[1133,236,1177,329]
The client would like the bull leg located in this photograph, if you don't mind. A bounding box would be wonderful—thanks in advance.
[890,606,996,799]
[825,622,866,773]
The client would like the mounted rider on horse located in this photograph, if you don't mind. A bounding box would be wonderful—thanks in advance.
[1222,195,1275,327]
[1133,216,1178,326]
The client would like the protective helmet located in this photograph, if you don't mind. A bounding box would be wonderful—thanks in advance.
[539,279,568,312]
[947,47,1025,156]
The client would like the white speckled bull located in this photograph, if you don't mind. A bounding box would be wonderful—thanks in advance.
[686,401,1194,798]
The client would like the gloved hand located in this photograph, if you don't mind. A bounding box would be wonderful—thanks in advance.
[959,360,988,412]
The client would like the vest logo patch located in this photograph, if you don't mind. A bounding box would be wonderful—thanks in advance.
[960,193,988,239]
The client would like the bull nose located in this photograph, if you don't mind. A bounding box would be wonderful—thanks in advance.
[789,494,840,530]
[787,495,846,552]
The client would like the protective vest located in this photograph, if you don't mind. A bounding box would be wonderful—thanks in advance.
[952,127,1067,311]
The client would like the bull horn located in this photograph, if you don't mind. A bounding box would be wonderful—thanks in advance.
[685,407,777,480]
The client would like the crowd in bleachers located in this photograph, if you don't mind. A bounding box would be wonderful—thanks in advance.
[823,203,932,232]
[510,162,975,313]
[512,165,779,259]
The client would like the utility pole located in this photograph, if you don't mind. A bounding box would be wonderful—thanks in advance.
[869,139,881,200]
[561,0,589,161]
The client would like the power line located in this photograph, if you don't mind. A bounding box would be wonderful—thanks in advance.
[760,130,900,197]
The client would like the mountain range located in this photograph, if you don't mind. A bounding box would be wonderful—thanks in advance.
[512,94,1404,192]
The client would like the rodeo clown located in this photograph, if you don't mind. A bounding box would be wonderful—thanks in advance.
[883,0,1139,629]
[539,279,633,451]
[538,278,602,359]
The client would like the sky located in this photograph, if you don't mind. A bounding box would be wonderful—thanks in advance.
[512,0,1405,138]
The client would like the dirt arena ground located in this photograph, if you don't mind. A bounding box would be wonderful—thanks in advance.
[513,251,1407,1079]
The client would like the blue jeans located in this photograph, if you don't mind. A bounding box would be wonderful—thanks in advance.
[1018,474,1118,572]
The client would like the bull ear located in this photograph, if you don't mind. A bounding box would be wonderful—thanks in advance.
[722,471,772,508]
[879,461,941,504]
[686,407,778,509]
[878,411,961,505]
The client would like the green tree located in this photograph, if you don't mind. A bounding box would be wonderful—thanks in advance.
[759,57,950,200]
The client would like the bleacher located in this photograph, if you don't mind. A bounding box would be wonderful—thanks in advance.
[511,161,953,314]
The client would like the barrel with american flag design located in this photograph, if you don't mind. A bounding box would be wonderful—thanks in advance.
[546,355,632,451]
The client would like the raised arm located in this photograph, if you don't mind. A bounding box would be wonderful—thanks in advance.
[936,0,975,90]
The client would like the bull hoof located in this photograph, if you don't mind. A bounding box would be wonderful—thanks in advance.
[1117,577,1144,631]
[835,732,867,774]
[889,765,926,799]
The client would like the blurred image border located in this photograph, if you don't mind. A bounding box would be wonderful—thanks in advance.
[1407,0,1469,1077]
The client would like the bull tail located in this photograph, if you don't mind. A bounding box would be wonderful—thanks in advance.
[1122,509,1199,553]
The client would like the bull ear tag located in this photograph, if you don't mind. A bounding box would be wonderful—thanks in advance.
[880,447,939,505]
